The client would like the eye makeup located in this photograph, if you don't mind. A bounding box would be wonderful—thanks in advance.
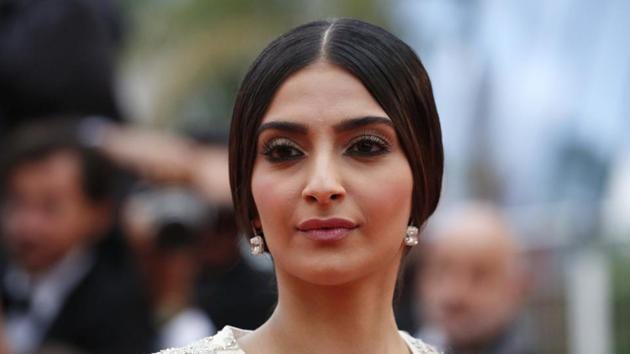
[261,137,304,162]
[345,134,391,157]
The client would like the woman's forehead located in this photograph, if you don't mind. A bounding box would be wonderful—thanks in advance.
[261,61,388,126]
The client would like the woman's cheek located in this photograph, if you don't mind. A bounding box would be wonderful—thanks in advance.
[357,160,413,224]
[252,171,278,215]
[252,169,297,229]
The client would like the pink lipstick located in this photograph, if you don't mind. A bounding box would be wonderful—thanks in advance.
[297,218,358,241]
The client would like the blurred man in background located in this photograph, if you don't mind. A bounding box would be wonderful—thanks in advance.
[415,202,536,354]
[0,120,154,353]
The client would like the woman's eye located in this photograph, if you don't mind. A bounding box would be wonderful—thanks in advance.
[346,135,390,156]
[262,138,304,162]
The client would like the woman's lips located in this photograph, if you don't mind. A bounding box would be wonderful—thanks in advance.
[297,218,358,241]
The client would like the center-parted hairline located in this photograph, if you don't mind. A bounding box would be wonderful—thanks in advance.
[319,20,336,57]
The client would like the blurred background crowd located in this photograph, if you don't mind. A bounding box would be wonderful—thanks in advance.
[0,0,628,353]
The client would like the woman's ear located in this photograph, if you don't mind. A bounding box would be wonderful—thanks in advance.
[252,218,262,229]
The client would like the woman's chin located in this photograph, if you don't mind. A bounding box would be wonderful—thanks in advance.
[299,270,360,287]
[283,255,375,287]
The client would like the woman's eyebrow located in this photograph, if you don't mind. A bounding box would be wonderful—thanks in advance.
[257,121,308,136]
[333,116,393,132]
[256,116,392,136]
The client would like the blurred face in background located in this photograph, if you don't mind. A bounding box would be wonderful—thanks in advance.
[1,151,106,274]
[251,61,414,286]
[419,208,527,348]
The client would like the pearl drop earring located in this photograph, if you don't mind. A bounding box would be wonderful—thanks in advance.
[250,227,265,255]
[404,225,419,246]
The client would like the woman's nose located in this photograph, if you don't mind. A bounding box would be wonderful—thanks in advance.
[301,154,346,204]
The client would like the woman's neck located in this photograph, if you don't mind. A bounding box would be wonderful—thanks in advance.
[240,258,410,354]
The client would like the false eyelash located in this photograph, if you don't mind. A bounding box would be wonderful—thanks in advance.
[261,137,304,162]
[346,135,391,155]
[261,137,299,154]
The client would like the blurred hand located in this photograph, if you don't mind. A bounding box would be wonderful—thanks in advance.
[100,125,231,203]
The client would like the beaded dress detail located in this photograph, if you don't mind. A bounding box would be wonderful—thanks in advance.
[156,326,440,354]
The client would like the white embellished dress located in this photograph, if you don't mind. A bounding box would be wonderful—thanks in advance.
[156,325,440,354]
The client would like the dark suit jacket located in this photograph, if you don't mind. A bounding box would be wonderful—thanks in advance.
[2,236,155,354]
[197,260,276,331]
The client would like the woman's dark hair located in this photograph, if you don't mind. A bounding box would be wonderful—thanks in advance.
[229,18,443,239]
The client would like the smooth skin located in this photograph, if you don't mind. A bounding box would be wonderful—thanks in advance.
[239,60,415,354]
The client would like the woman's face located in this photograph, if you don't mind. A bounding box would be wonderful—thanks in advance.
[251,60,413,286]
